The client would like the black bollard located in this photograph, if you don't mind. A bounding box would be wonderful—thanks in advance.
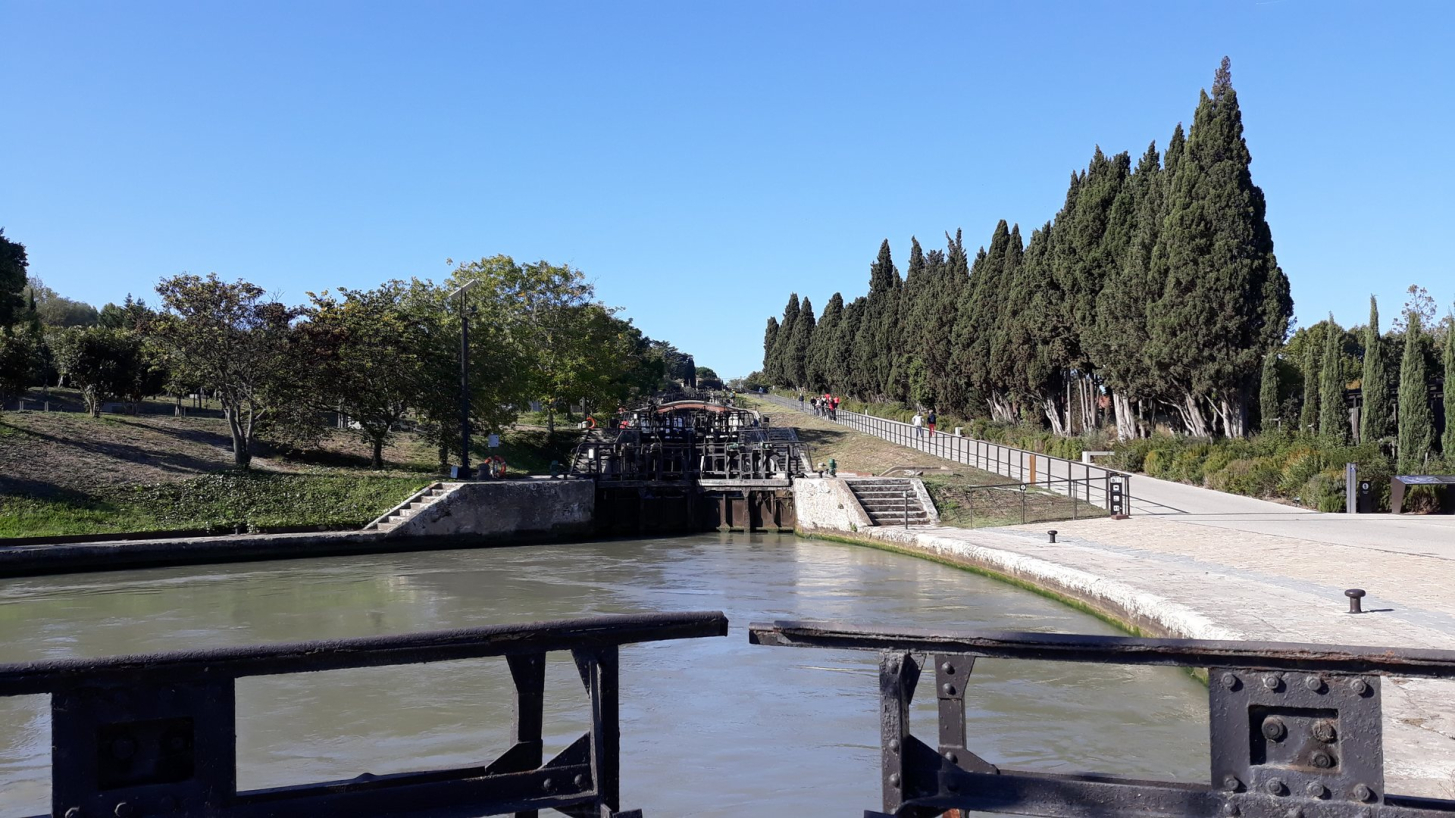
[1345,588,1366,614]
[1048,530,1058,543]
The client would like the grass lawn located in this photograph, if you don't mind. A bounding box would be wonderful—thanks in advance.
[744,396,1101,529]
[0,407,584,539]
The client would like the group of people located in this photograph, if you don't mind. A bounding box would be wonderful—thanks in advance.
[799,390,840,420]
[911,408,938,438]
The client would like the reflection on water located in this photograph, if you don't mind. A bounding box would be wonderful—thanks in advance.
[0,532,1207,816]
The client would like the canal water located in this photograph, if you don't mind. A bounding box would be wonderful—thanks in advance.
[0,533,1208,816]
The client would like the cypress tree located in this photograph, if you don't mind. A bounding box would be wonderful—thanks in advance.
[1360,296,1392,444]
[787,297,815,388]
[807,293,843,391]
[1259,351,1280,433]
[928,230,970,413]
[762,317,779,380]
[1318,316,1347,441]
[1444,319,1455,458]
[1299,338,1320,437]
[1147,58,1292,437]
[769,294,799,386]
[852,240,899,400]
[1398,312,1434,473]
[890,237,927,402]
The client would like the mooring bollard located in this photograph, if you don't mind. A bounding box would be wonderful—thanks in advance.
[1345,588,1366,614]
[1047,530,1057,544]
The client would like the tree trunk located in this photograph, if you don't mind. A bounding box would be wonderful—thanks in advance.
[1113,391,1136,441]
[372,437,385,470]
[1043,398,1067,436]
[225,408,252,468]
[1179,392,1212,438]
[438,440,450,474]
[547,405,555,434]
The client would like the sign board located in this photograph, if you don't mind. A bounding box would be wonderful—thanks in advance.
[487,434,500,449]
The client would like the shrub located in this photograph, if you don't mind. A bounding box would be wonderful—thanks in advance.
[1206,457,1282,497]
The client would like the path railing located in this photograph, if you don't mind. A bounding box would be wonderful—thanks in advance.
[751,620,1455,818]
[3,611,728,818]
[761,394,1129,512]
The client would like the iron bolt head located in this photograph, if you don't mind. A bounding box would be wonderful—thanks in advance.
[1221,672,1239,689]
[1304,674,1325,692]
[944,750,958,762]
[113,804,133,818]
[1313,720,1337,742]
[542,778,553,792]
[888,739,901,752]
[942,682,957,696]
[947,780,959,792]
[1306,782,1327,798]
[1312,751,1334,769]
[1222,775,1242,792]
[941,662,955,674]
[1353,784,1373,802]
[1263,674,1283,691]
[1350,678,1370,696]
[1265,777,1287,796]
[1261,718,1287,741]
[574,774,586,788]
[889,773,901,788]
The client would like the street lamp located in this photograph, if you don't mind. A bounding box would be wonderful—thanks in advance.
[450,279,480,479]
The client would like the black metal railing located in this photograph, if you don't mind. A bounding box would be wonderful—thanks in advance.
[750,620,1455,818]
[928,476,1111,527]
[3,611,728,818]
[761,394,1130,514]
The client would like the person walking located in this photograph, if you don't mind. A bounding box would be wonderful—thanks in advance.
[912,410,925,439]
[830,395,840,420]
[798,390,805,410]
[926,408,937,439]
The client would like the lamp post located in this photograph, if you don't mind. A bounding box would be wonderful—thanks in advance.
[450,280,480,479]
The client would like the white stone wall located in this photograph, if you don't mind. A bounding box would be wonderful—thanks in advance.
[792,478,873,533]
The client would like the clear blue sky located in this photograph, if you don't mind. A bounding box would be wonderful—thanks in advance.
[3,2,1452,378]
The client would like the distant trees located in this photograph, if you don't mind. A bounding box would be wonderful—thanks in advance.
[761,59,1294,440]
[1397,312,1434,473]
[0,229,29,328]
[1360,297,1393,445]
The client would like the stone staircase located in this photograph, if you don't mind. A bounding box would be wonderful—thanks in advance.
[363,482,463,533]
[846,478,932,526]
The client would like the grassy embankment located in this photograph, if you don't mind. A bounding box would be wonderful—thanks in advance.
[745,396,1102,528]
[783,391,1447,513]
[0,393,584,538]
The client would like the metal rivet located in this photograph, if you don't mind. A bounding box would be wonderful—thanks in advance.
[1221,672,1239,689]
[889,739,901,752]
[889,773,901,788]
[1285,809,1304,818]
[542,778,553,792]
[1222,775,1241,792]
[1261,717,1287,741]
[1313,720,1337,742]
[1306,782,1327,799]
[947,780,959,792]
[1222,805,1239,817]
[1304,674,1325,692]
[942,682,956,696]
[943,750,957,762]
[1346,588,1366,614]
[1266,777,1286,796]
[113,804,133,818]
[574,774,586,788]
[1353,784,1373,802]
[941,662,955,674]
[1263,674,1283,691]
[1312,751,1334,769]
[1350,678,1370,696]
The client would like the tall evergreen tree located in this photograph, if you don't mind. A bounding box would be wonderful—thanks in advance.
[769,294,799,386]
[806,293,843,391]
[1147,58,1292,438]
[1398,311,1434,473]
[890,237,927,402]
[0,229,28,328]
[787,297,815,388]
[1360,296,1393,444]
[1259,351,1280,433]
[927,230,970,413]
[1443,317,1455,458]
[762,317,779,379]
[1299,339,1320,437]
[851,240,899,400]
[1318,316,1347,440]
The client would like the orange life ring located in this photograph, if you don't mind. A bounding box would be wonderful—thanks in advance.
[485,455,507,479]
[586,416,597,429]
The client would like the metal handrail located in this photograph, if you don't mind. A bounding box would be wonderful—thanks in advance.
[761,393,1131,512]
